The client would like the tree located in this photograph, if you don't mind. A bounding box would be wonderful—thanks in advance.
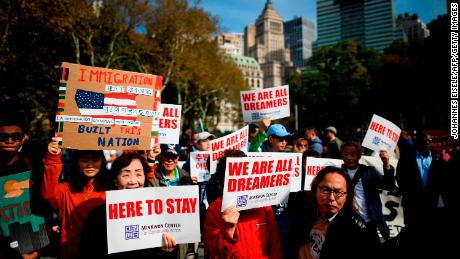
[291,40,379,138]
[139,0,245,131]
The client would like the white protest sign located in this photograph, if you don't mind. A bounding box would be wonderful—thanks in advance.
[209,126,249,174]
[154,104,182,144]
[190,151,210,182]
[240,85,290,122]
[247,152,302,192]
[304,157,343,190]
[362,114,401,153]
[221,156,292,211]
[106,186,200,254]
[359,155,398,176]
[380,190,405,238]
[357,156,404,238]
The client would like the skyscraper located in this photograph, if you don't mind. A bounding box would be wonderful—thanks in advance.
[244,0,292,88]
[284,17,315,69]
[396,13,430,42]
[315,0,404,52]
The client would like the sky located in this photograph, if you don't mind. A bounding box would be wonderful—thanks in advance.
[199,0,447,38]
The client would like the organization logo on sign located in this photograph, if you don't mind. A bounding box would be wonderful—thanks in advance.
[125,225,139,240]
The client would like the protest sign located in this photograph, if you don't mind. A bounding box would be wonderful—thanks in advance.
[240,85,290,122]
[221,157,292,211]
[55,62,162,150]
[247,152,302,192]
[190,151,210,182]
[209,126,249,174]
[106,185,200,254]
[380,190,405,238]
[155,104,181,144]
[424,129,460,152]
[304,157,343,190]
[362,114,401,153]
[359,155,398,176]
[0,171,49,254]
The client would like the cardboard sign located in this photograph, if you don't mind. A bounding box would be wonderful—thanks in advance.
[106,186,200,254]
[221,157,292,211]
[189,151,210,182]
[240,85,290,122]
[55,62,162,150]
[247,152,302,192]
[209,126,249,174]
[0,171,49,253]
[362,114,401,153]
[304,157,343,190]
[155,104,181,144]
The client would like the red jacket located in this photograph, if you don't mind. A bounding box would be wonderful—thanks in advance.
[204,197,283,259]
[41,153,106,259]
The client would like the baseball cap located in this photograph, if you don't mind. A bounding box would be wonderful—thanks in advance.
[266,124,291,137]
[196,132,215,142]
[325,126,337,135]
[160,144,180,157]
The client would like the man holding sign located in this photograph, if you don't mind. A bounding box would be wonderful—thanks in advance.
[341,141,395,242]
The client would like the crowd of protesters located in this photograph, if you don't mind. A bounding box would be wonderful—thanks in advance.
[0,110,457,259]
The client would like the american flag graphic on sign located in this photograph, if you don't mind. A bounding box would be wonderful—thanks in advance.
[75,89,137,120]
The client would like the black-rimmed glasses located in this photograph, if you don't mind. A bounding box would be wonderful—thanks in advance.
[318,186,347,198]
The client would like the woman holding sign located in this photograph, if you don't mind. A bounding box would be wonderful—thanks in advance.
[41,137,110,259]
[78,152,178,258]
[204,150,283,259]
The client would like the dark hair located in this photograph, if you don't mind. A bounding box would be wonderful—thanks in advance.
[306,127,317,134]
[0,115,29,134]
[109,152,150,189]
[70,150,109,193]
[310,166,355,215]
[206,149,247,205]
[340,141,362,155]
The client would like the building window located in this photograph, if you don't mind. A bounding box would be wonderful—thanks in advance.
[270,22,281,33]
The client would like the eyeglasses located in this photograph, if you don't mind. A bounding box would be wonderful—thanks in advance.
[0,133,24,142]
[318,186,347,198]
[274,136,289,142]
[297,144,308,147]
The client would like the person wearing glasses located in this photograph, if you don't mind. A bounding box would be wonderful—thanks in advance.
[340,141,395,243]
[294,138,309,153]
[294,166,374,259]
[396,131,451,258]
[0,116,49,259]
[149,144,197,258]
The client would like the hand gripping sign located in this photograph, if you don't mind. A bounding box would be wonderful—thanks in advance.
[106,185,200,254]
[240,85,290,122]
[221,156,293,211]
[362,114,401,153]
[55,62,162,150]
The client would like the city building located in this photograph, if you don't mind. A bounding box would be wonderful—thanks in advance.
[244,0,292,88]
[284,17,315,69]
[216,33,244,55]
[215,38,264,132]
[315,0,405,52]
[396,13,430,42]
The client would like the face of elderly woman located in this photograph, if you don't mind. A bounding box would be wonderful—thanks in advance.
[115,158,145,189]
